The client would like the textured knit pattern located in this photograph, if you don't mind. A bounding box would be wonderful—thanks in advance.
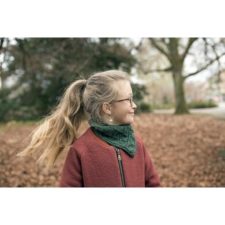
[90,121,136,157]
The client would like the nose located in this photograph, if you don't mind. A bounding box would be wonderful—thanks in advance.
[131,101,137,109]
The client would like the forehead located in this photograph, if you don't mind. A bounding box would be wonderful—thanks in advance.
[114,80,132,97]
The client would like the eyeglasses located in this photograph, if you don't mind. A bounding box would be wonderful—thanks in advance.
[111,96,134,106]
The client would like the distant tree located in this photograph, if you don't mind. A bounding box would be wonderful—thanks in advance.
[0,38,136,121]
[137,38,225,114]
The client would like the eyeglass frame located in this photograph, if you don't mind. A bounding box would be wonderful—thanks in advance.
[110,96,134,106]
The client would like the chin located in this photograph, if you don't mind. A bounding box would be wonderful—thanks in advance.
[116,115,135,125]
[124,116,135,124]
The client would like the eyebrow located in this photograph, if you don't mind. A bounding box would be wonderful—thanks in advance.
[124,93,132,98]
[117,93,133,99]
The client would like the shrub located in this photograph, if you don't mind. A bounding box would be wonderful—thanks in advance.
[136,102,152,113]
[188,100,218,109]
[152,103,174,110]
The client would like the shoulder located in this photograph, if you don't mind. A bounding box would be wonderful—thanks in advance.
[134,131,149,156]
[70,127,112,155]
[134,131,144,146]
[71,128,92,152]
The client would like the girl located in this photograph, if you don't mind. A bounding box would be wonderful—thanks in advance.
[19,70,160,187]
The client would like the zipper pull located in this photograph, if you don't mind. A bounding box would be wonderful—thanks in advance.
[115,148,121,160]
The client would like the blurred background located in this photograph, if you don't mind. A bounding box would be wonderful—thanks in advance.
[1,38,225,187]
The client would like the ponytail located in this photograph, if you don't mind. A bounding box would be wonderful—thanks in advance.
[18,79,87,168]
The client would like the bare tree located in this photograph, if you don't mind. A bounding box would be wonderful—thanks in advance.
[141,38,225,114]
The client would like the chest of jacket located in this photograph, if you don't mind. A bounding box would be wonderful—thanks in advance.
[79,144,145,187]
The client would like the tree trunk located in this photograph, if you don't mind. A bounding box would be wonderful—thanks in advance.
[172,72,189,114]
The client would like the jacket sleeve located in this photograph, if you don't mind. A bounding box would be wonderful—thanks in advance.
[59,147,83,187]
[142,143,160,187]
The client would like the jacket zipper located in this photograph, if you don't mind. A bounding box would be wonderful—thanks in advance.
[114,147,126,187]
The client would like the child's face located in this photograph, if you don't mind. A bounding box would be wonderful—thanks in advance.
[110,80,137,125]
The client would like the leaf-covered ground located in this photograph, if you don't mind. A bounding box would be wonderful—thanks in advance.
[1,114,225,187]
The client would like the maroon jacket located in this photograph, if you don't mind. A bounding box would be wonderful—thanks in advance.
[60,127,160,187]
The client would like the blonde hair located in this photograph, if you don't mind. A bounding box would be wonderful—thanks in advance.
[18,70,130,167]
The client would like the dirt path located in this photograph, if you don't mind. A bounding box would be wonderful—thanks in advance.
[154,103,225,120]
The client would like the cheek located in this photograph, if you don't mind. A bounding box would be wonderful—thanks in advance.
[112,105,126,115]
[112,106,132,120]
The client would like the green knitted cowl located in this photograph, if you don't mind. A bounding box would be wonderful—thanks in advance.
[89,120,136,157]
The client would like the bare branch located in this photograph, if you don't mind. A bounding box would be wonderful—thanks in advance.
[202,38,213,62]
[160,38,168,45]
[207,39,224,82]
[145,66,172,73]
[181,38,198,62]
[128,38,144,54]
[149,38,170,59]
[184,52,225,79]
[206,39,222,69]
[0,38,4,51]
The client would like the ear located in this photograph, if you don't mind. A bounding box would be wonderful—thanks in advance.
[102,102,112,115]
